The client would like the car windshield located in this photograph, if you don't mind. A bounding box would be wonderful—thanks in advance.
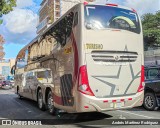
[84,5,141,34]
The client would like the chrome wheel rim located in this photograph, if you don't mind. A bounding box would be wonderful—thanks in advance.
[145,95,154,108]
[38,92,43,108]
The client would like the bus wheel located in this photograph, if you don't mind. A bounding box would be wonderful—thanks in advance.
[143,92,157,111]
[17,88,22,99]
[47,91,56,114]
[37,89,46,111]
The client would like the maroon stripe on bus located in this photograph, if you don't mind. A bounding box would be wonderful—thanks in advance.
[53,94,63,105]
[71,32,79,86]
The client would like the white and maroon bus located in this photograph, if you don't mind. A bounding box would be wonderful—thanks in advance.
[13,2,144,114]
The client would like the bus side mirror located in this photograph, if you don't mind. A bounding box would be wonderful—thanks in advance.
[11,65,16,75]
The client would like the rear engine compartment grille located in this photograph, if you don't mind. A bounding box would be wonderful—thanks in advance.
[91,50,138,63]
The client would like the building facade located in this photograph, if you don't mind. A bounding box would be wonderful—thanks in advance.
[0,35,5,60]
[144,49,160,66]
[36,0,80,34]
[0,59,15,80]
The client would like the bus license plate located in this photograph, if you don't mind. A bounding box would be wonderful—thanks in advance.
[114,102,123,108]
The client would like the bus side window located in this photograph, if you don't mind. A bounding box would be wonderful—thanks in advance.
[48,12,74,49]
[73,12,78,27]
[26,73,29,80]
[65,12,74,39]
[54,12,74,47]
[17,75,20,80]
[45,70,51,78]
[15,75,17,80]
[26,72,32,79]
[30,72,35,79]
[37,71,45,78]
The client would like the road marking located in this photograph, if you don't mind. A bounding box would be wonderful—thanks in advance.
[117,110,154,119]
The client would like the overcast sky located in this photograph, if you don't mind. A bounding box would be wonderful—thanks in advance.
[0,0,159,58]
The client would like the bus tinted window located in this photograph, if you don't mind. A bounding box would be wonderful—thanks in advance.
[16,59,27,68]
[50,12,74,47]
[84,5,140,34]
[36,70,51,78]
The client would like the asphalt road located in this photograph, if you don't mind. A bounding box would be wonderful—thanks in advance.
[0,88,160,128]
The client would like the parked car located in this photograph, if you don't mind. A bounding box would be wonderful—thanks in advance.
[144,66,160,110]
[0,81,3,88]
[9,80,15,88]
[1,80,12,89]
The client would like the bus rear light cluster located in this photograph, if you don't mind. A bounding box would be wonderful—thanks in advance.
[103,98,133,103]
[84,106,89,109]
[137,66,145,92]
[112,100,117,102]
[78,65,95,96]
[120,99,125,102]
[128,98,132,101]
[103,100,108,103]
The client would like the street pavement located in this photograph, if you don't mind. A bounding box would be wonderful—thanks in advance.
[0,88,159,128]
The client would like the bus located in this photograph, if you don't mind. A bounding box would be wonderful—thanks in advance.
[12,2,144,114]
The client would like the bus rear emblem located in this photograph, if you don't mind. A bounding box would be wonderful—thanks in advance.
[114,55,120,61]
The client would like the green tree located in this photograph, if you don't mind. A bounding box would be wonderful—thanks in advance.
[0,0,16,24]
[142,11,160,50]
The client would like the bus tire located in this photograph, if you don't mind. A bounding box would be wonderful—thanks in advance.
[17,87,22,99]
[37,89,46,111]
[47,90,56,114]
[143,92,157,111]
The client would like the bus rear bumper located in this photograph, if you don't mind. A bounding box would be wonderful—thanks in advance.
[76,91,144,112]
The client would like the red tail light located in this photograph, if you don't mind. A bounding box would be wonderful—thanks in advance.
[137,66,145,92]
[132,8,137,13]
[106,3,118,7]
[128,98,132,101]
[112,100,117,102]
[78,65,94,96]
[120,99,125,102]
[84,1,89,5]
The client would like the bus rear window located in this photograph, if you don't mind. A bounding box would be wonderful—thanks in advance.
[84,5,141,34]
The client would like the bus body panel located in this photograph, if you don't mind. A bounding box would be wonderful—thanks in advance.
[75,91,143,112]
[83,31,143,97]
[14,3,144,113]
[75,4,144,112]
